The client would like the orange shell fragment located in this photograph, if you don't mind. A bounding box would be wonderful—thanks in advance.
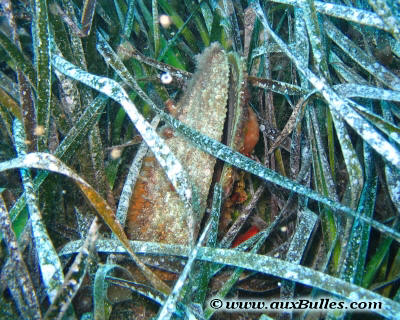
[232,225,260,248]
[240,106,259,156]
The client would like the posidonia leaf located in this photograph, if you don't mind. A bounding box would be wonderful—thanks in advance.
[113,116,160,228]
[157,0,199,54]
[267,0,391,32]
[334,84,400,102]
[59,239,400,319]
[152,0,160,56]
[368,0,400,41]
[329,107,364,208]
[248,80,400,104]
[0,152,170,295]
[248,76,309,95]
[13,121,64,303]
[324,19,400,91]
[0,69,20,101]
[382,101,400,214]
[0,29,36,85]
[190,184,222,305]
[33,0,52,150]
[156,218,212,320]
[96,31,143,93]
[281,209,318,298]
[48,48,400,244]
[103,277,197,319]
[302,0,329,78]
[203,200,278,320]
[252,1,400,170]
[80,0,97,36]
[9,94,108,233]
[122,0,135,39]
[0,87,21,120]
[44,217,100,320]
[340,147,377,286]
[166,115,400,243]
[0,194,41,320]
[93,264,128,320]
[5,0,400,317]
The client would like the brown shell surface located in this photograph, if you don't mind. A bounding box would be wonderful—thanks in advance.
[240,106,260,156]
[126,43,229,245]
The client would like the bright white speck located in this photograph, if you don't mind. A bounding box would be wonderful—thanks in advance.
[100,82,113,95]
[185,188,192,199]
[110,148,122,159]
[161,72,173,84]
[349,291,359,300]
[285,271,298,279]
[48,162,58,172]
[41,264,56,283]
[159,14,172,28]
[167,304,175,312]
[65,96,73,104]
[314,81,324,91]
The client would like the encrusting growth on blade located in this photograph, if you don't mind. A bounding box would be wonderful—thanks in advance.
[126,43,229,245]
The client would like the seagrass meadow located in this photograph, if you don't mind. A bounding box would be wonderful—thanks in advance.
[1,0,400,319]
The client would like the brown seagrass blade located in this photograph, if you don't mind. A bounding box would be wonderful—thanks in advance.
[126,43,229,245]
